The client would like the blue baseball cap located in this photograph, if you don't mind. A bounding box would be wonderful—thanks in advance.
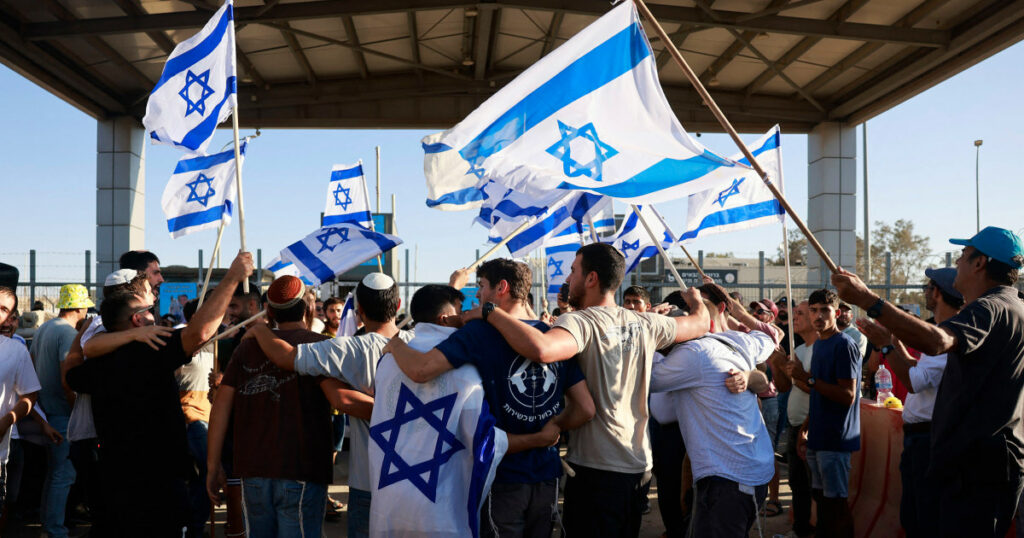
[924,267,962,300]
[949,226,1024,268]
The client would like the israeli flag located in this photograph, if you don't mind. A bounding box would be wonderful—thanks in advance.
[546,243,577,303]
[489,192,606,258]
[280,223,402,286]
[143,0,236,154]
[680,126,784,243]
[423,132,486,211]
[161,141,245,238]
[370,324,507,537]
[338,292,358,338]
[606,205,675,274]
[264,256,313,286]
[423,1,746,205]
[323,162,373,228]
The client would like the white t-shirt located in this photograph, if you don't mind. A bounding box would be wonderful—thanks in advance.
[903,353,947,424]
[293,329,414,491]
[786,342,815,427]
[0,335,42,462]
[67,315,103,442]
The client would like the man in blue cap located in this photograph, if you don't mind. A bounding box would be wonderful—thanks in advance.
[832,226,1024,536]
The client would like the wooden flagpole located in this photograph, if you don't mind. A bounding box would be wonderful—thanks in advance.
[649,205,708,281]
[468,220,533,272]
[633,0,838,275]
[230,111,249,292]
[359,158,385,273]
[206,310,267,345]
[197,221,226,308]
[782,222,796,360]
[630,204,687,292]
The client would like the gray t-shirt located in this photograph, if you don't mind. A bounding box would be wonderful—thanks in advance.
[293,329,413,491]
[30,318,77,417]
[932,285,1024,480]
[554,306,676,473]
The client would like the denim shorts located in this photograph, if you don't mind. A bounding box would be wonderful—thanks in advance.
[806,449,851,499]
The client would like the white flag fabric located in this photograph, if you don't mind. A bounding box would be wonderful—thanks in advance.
[143,0,236,154]
[370,324,508,538]
[545,243,577,303]
[161,141,245,238]
[680,126,784,243]
[264,256,313,285]
[423,132,486,211]
[323,162,374,228]
[488,192,606,258]
[280,223,402,285]
[605,205,674,274]
[422,1,746,205]
[337,292,358,338]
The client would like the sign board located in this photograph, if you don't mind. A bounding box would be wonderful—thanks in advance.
[664,268,739,287]
[460,287,480,311]
[159,282,197,322]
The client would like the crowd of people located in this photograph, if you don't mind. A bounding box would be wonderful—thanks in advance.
[0,224,1022,538]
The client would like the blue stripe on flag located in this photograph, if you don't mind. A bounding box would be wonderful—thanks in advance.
[330,166,364,181]
[626,245,659,274]
[422,141,452,154]
[546,243,579,254]
[593,218,615,230]
[547,284,561,294]
[357,228,400,254]
[286,241,337,284]
[166,202,230,232]
[180,77,237,150]
[322,212,373,226]
[266,261,289,272]
[172,143,242,174]
[151,5,233,94]
[492,199,549,219]
[467,399,499,538]
[425,186,485,207]
[556,150,728,198]
[459,23,651,165]
[679,200,783,242]
[736,130,780,167]
[505,205,570,255]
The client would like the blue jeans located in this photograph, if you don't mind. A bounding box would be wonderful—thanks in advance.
[185,420,210,537]
[348,487,371,538]
[807,449,852,499]
[241,477,327,538]
[760,397,780,451]
[41,414,75,538]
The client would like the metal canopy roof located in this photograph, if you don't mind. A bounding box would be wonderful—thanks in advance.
[2,0,1022,133]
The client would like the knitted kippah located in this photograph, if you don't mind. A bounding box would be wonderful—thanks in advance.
[268,275,305,309]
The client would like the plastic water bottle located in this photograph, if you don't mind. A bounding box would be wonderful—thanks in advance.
[876,363,894,403]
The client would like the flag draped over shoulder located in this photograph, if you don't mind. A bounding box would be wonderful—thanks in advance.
[680,126,785,243]
[422,1,746,205]
[264,256,313,285]
[605,205,675,274]
[323,162,373,228]
[370,325,507,538]
[161,141,246,238]
[143,0,236,154]
[280,223,402,285]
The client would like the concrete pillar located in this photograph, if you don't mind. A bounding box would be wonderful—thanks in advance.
[807,122,857,287]
[96,117,146,283]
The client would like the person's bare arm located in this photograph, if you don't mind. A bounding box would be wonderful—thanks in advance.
[82,325,174,357]
[0,392,37,439]
[319,378,374,420]
[26,407,63,444]
[552,380,595,432]
[245,323,298,371]
[464,307,579,364]
[506,420,560,455]
[746,369,770,394]
[857,318,918,391]
[672,289,710,343]
[886,340,918,393]
[206,385,234,506]
[769,349,792,393]
[790,357,857,406]
[182,252,254,355]
[833,269,956,355]
[381,339,454,383]
[61,322,91,407]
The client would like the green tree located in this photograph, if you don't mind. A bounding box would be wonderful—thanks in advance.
[857,219,931,303]
[774,228,807,266]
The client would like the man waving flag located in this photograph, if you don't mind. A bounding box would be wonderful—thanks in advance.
[423,1,747,205]
[143,0,236,154]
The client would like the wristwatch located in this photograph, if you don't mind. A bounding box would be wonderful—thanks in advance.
[482,302,496,322]
[866,298,886,319]
[807,376,816,388]
[880,344,895,356]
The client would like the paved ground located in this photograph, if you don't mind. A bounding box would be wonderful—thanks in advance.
[4,448,797,537]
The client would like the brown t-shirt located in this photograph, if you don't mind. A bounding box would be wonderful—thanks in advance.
[222,329,333,484]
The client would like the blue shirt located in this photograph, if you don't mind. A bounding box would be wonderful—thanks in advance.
[808,331,861,452]
[436,319,585,484]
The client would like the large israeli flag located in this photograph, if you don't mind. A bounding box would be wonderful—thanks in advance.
[143,0,236,154]
[161,142,245,238]
[264,256,313,285]
[489,192,607,258]
[680,126,784,243]
[606,205,675,274]
[423,132,486,211]
[280,223,402,285]
[546,243,577,303]
[323,162,373,228]
[423,1,747,205]
[370,324,507,537]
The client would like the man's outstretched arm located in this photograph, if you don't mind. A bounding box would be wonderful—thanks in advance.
[553,380,595,432]
[246,323,298,371]
[320,378,374,420]
[382,340,453,383]
[478,308,578,364]
[671,288,711,344]
[182,252,254,355]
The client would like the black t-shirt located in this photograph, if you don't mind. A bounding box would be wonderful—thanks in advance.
[66,328,193,479]
[931,286,1024,480]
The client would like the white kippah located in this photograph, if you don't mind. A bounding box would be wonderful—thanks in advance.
[104,269,138,286]
[361,272,395,290]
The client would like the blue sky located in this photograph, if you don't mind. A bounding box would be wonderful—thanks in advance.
[2,41,1022,283]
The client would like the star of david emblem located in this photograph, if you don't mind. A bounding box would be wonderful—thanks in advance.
[715,178,745,207]
[548,258,564,278]
[179,69,216,117]
[622,239,640,255]
[466,160,487,180]
[369,384,465,502]
[185,173,216,207]
[545,121,619,182]
[333,184,353,210]
[315,227,351,253]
